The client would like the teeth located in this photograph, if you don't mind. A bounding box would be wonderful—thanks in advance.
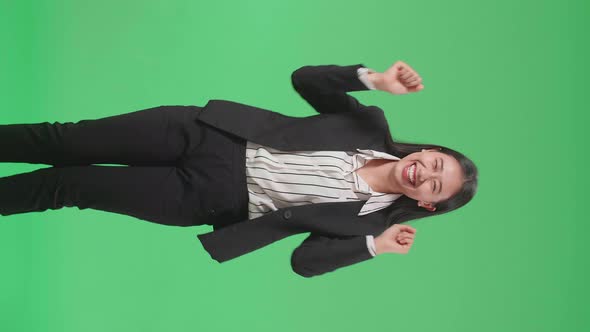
[408,163,416,185]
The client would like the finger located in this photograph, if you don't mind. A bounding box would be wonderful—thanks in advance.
[400,71,414,80]
[405,77,421,86]
[398,232,412,239]
[388,225,402,235]
[404,80,419,87]
[401,236,414,243]
[398,225,416,233]
[399,63,413,73]
[403,76,419,85]
[396,60,411,69]
[400,238,413,245]
[398,62,415,74]
[408,84,424,93]
[401,233,414,240]
[391,229,404,237]
[405,234,415,241]
[397,229,413,238]
[399,232,414,239]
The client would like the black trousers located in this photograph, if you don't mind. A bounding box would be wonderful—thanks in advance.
[0,105,249,227]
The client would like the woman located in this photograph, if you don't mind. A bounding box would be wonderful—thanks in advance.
[0,60,478,278]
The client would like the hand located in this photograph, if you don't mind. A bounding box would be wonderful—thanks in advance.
[374,224,417,255]
[371,60,424,95]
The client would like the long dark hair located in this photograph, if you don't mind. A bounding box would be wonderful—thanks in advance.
[382,133,479,227]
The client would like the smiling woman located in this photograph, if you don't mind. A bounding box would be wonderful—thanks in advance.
[357,148,468,210]
[378,138,478,222]
[0,60,478,278]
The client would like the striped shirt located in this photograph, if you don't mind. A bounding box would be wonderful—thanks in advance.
[244,141,403,256]
[244,65,388,257]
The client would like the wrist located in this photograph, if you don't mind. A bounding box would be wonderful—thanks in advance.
[374,236,384,255]
[367,71,384,91]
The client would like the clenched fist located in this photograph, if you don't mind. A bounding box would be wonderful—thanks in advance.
[374,224,417,255]
[368,60,424,95]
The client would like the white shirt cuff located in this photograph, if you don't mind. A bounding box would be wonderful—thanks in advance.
[366,235,377,257]
[357,67,377,90]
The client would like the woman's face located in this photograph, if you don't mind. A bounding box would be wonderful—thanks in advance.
[389,149,464,211]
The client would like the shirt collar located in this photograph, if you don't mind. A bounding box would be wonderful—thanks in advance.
[352,149,404,216]
[356,148,401,161]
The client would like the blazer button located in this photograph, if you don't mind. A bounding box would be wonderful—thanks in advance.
[209,209,216,215]
[283,210,292,220]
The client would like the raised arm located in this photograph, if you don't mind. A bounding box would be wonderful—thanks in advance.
[290,233,375,278]
[290,224,417,278]
[290,64,374,114]
[290,61,424,115]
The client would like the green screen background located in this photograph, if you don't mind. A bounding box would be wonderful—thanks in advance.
[1,0,587,331]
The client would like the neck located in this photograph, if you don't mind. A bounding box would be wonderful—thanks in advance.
[365,159,403,194]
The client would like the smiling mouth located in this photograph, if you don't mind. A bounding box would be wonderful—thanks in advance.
[405,162,417,186]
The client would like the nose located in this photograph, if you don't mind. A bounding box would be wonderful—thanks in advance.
[418,163,440,184]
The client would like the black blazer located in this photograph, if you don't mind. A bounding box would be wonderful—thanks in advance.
[194,63,400,277]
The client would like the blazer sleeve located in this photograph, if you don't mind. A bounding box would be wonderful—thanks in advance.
[290,232,375,278]
[290,64,372,114]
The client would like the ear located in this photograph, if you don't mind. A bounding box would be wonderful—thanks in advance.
[417,201,437,212]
